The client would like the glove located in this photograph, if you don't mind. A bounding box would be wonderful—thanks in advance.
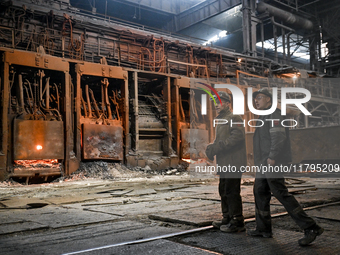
[218,140,228,150]
[205,144,215,161]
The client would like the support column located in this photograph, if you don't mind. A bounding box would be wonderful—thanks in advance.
[242,0,251,55]
[133,71,139,152]
[282,22,286,63]
[0,58,9,180]
[171,81,180,156]
[75,71,82,163]
[250,0,257,57]
[273,24,278,62]
[163,76,172,156]
[123,72,130,157]
[287,32,292,65]
[64,71,72,175]
[309,32,320,71]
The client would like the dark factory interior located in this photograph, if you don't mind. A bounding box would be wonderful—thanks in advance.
[0,0,340,254]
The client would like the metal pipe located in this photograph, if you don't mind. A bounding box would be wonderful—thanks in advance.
[85,84,92,117]
[271,17,295,32]
[23,85,33,114]
[46,77,50,110]
[257,2,313,30]
[104,84,112,120]
[81,96,88,118]
[18,74,24,113]
[89,88,101,118]
[53,83,60,112]
[101,82,105,114]
[63,226,214,255]
[25,79,34,113]
[38,70,45,102]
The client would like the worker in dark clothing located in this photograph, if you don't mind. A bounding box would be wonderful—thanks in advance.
[247,88,324,246]
[205,91,247,233]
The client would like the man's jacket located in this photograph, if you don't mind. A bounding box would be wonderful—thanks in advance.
[205,107,247,173]
[253,108,292,166]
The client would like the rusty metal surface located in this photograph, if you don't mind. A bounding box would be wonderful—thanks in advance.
[4,50,69,71]
[11,168,61,177]
[82,123,123,160]
[181,129,209,159]
[139,139,163,156]
[75,63,127,80]
[13,119,64,160]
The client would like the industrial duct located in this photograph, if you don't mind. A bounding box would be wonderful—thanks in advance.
[257,1,313,30]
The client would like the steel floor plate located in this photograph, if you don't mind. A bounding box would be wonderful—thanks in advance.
[102,239,216,255]
[176,228,339,255]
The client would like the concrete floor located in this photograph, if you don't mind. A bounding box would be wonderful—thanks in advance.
[1,174,340,255]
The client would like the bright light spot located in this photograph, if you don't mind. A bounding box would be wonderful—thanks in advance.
[219,30,228,38]
[321,42,328,58]
[203,30,228,45]
[210,35,219,42]
[238,58,242,62]
[256,40,310,60]
[36,145,43,150]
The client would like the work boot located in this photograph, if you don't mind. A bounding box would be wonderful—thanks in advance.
[212,217,230,229]
[220,216,245,233]
[247,229,273,238]
[298,225,324,246]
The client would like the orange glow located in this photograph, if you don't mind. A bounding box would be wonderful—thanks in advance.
[15,159,58,167]
[36,145,43,150]
[182,158,208,164]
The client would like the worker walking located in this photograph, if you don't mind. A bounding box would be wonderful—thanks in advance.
[247,88,324,246]
[205,91,247,233]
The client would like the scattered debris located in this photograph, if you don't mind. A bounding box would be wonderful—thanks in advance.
[49,160,189,183]
[241,179,254,186]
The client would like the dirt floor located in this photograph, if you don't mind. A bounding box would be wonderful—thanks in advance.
[1,163,340,254]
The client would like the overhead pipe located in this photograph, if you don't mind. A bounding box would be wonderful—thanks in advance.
[270,17,295,33]
[257,1,313,30]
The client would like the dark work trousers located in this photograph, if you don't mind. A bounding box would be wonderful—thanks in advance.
[219,177,243,219]
[254,174,316,232]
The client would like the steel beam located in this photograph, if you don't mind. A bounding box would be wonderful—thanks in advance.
[167,0,242,32]
[0,58,9,181]
[110,0,177,15]
[242,0,251,55]
[171,81,180,156]
[163,77,172,156]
